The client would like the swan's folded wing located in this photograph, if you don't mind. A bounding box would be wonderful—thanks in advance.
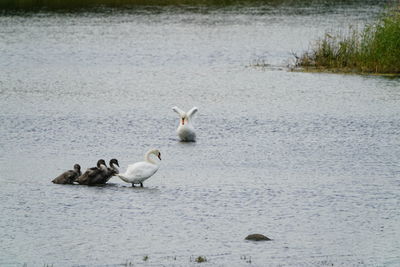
[172,106,185,117]
[126,162,158,179]
[187,107,198,118]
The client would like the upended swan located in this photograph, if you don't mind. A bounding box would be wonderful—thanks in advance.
[52,164,81,184]
[172,106,198,142]
[75,159,108,185]
[115,149,161,187]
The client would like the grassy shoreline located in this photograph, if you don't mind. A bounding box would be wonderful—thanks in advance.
[0,0,387,10]
[295,4,400,75]
[290,66,400,77]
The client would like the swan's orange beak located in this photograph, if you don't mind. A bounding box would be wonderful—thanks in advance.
[158,153,161,160]
[181,118,185,125]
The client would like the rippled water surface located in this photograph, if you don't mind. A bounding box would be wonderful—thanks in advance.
[1,2,399,266]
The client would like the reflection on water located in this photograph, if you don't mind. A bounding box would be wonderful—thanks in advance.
[0,1,399,266]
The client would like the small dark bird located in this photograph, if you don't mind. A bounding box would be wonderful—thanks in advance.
[75,159,107,185]
[90,158,119,185]
[52,164,81,184]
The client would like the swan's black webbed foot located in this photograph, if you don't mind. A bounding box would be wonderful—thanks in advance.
[140,182,143,187]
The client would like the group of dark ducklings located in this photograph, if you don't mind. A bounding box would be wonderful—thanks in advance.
[52,159,119,186]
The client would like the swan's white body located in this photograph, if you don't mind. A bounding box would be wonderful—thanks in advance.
[172,106,198,142]
[116,149,161,187]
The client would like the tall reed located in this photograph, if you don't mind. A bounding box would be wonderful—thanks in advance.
[296,5,400,74]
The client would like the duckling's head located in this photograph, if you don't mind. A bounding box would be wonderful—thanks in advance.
[73,164,81,172]
[97,159,106,168]
[109,158,119,167]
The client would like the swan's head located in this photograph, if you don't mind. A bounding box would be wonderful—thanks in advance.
[109,158,119,167]
[73,164,81,172]
[172,106,189,125]
[96,159,106,168]
[155,150,162,160]
[150,149,161,160]
[145,149,162,163]
[181,114,189,125]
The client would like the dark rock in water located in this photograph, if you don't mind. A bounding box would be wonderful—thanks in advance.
[245,234,271,241]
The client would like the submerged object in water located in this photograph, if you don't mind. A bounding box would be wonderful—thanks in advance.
[245,234,272,241]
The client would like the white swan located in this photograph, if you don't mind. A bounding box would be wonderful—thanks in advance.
[172,106,198,142]
[115,149,161,187]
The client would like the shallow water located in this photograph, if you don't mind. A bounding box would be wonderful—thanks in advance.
[1,2,400,266]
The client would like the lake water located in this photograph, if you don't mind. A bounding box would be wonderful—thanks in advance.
[1,1,399,266]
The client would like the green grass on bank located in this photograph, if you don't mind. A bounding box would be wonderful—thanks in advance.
[295,5,400,75]
[0,0,387,10]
